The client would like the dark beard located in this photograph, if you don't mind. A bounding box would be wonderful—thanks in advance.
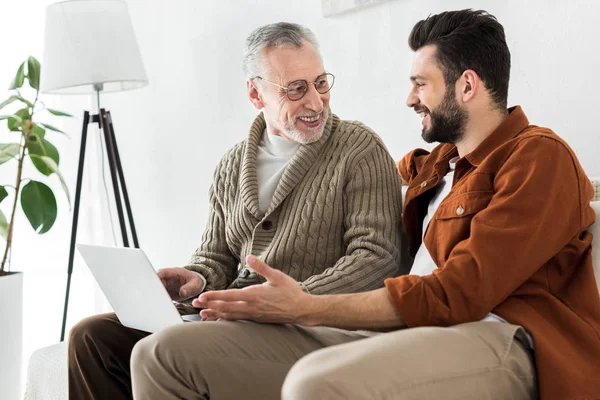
[421,86,468,144]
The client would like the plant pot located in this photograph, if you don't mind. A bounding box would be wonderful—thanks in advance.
[0,271,23,400]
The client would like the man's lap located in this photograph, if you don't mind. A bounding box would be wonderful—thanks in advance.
[283,321,537,399]
[133,318,373,364]
[130,319,373,399]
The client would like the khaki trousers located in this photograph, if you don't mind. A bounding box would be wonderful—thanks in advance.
[68,313,537,400]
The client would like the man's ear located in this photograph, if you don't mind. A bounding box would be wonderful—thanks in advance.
[458,69,479,103]
[247,80,264,110]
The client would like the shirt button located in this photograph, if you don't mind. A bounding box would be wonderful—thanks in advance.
[456,206,465,216]
[239,268,250,278]
[420,181,428,188]
[261,220,273,230]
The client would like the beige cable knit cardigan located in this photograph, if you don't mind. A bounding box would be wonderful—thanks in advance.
[185,112,404,294]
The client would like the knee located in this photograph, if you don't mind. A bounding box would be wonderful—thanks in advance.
[130,325,195,391]
[68,313,113,353]
[281,360,313,400]
[69,315,94,344]
[282,350,346,400]
[130,326,179,375]
[130,335,155,374]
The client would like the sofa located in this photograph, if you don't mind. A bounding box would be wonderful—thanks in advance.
[23,179,600,400]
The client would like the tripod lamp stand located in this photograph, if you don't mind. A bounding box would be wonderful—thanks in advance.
[40,0,149,341]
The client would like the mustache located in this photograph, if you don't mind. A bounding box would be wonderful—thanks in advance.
[414,105,430,114]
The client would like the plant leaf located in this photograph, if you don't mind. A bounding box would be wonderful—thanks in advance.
[15,95,33,107]
[0,96,19,111]
[39,123,65,134]
[0,143,21,165]
[27,56,41,90]
[7,117,22,131]
[0,186,8,204]
[9,62,26,90]
[0,114,20,122]
[28,137,59,176]
[0,210,7,240]
[16,108,31,118]
[30,123,46,141]
[8,108,29,131]
[20,180,57,234]
[31,155,71,208]
[46,109,73,118]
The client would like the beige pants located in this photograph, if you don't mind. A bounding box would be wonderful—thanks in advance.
[130,319,536,400]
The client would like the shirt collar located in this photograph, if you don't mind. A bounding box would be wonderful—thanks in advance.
[261,128,301,157]
[463,105,530,167]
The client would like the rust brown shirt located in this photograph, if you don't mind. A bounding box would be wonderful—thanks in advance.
[385,106,600,399]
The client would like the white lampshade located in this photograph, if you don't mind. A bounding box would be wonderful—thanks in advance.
[41,0,148,94]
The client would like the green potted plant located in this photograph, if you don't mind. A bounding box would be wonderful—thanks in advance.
[0,56,72,400]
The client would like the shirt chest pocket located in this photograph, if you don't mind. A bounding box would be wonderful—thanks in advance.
[434,191,494,221]
[427,191,494,260]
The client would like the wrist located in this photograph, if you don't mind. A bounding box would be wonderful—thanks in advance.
[296,293,323,327]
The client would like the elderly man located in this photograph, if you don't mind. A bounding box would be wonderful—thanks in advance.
[132,9,600,400]
[67,22,403,399]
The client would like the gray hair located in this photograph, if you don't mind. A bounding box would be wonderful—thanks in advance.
[243,22,321,79]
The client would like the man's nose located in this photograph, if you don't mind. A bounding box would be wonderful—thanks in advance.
[303,84,324,112]
[406,89,419,108]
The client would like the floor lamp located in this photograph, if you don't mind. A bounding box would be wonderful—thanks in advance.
[40,0,149,341]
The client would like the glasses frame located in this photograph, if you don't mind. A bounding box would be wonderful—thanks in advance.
[253,72,335,101]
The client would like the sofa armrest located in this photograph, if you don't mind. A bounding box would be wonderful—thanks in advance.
[24,342,68,400]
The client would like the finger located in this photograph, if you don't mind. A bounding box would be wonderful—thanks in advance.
[200,309,224,320]
[200,309,248,321]
[246,255,287,283]
[157,269,170,278]
[179,280,201,299]
[195,299,252,313]
[200,310,226,320]
[197,288,256,304]
[157,268,178,279]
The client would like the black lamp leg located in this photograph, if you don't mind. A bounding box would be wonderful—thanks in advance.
[105,111,139,248]
[60,111,90,342]
[100,109,129,247]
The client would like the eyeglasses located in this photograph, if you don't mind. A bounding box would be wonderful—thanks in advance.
[253,72,335,101]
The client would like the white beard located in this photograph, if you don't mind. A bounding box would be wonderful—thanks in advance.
[270,114,326,145]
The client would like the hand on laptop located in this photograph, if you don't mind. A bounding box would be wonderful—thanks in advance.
[158,267,204,301]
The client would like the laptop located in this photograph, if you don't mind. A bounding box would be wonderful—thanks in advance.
[77,244,202,333]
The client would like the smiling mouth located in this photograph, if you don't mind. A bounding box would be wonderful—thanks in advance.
[298,114,321,123]
[416,110,431,127]
[414,105,429,115]
[417,110,430,122]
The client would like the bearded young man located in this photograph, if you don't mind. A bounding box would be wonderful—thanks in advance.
[128,9,600,400]
[67,22,404,400]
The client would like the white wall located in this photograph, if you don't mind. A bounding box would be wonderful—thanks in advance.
[1,0,599,387]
